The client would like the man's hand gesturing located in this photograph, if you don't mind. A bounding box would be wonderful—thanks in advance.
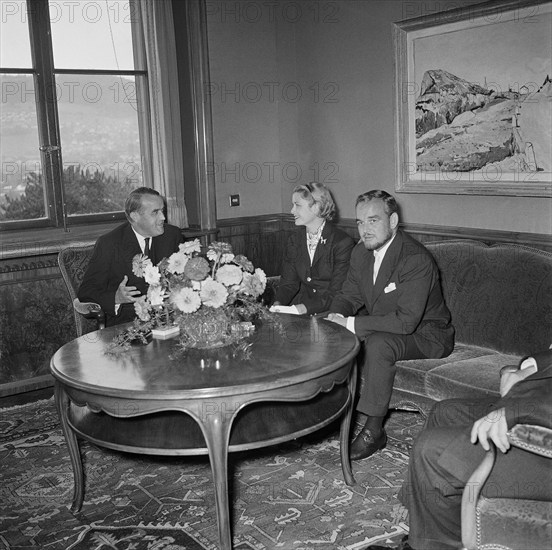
[115,275,141,304]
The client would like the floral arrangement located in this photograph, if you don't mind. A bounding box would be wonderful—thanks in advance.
[110,239,274,351]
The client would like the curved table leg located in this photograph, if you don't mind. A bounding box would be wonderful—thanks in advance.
[199,405,237,550]
[340,360,357,486]
[54,381,84,512]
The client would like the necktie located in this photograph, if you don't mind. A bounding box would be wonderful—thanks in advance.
[144,237,151,258]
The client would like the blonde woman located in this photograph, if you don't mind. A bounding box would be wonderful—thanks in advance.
[272,182,354,315]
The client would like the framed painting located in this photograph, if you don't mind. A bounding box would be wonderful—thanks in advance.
[393,0,552,196]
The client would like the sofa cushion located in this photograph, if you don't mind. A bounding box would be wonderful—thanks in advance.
[426,240,552,356]
[395,343,520,402]
[424,346,520,401]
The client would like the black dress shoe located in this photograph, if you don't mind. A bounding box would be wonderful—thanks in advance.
[350,427,387,460]
[364,535,414,550]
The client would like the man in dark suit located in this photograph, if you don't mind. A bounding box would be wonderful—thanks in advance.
[367,349,552,550]
[327,190,454,460]
[78,187,184,326]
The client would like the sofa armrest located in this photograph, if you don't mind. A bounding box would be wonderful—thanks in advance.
[461,423,552,549]
[508,424,552,458]
[461,444,497,550]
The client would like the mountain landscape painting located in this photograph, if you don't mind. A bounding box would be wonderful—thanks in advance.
[395,0,552,195]
[415,69,551,174]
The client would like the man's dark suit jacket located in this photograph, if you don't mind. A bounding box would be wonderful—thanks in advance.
[425,349,552,497]
[400,349,552,549]
[78,221,183,325]
[275,223,355,315]
[330,229,454,357]
[494,349,552,429]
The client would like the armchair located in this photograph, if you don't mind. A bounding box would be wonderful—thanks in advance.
[58,244,105,337]
[461,423,552,550]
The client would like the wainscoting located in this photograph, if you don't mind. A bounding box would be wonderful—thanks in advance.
[0,253,73,398]
[218,214,552,276]
[1,215,550,402]
[0,225,215,402]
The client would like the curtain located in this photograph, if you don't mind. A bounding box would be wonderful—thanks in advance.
[138,0,188,227]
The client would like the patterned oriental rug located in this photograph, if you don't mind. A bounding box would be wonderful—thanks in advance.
[0,398,424,550]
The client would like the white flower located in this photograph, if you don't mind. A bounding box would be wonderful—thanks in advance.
[134,296,151,321]
[220,253,235,264]
[200,277,228,308]
[171,287,201,313]
[147,284,166,307]
[132,254,153,278]
[216,264,243,286]
[179,239,202,256]
[232,255,254,272]
[240,272,265,297]
[167,250,188,274]
[206,241,233,262]
[143,263,161,285]
[254,267,267,288]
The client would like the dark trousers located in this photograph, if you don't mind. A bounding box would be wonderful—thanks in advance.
[399,398,552,550]
[357,331,426,417]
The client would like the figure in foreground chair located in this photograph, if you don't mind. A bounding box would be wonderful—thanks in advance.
[78,187,183,326]
[326,190,454,460]
[366,348,552,550]
[271,182,354,315]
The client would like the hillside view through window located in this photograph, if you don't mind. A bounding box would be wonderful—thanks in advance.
[0,0,147,226]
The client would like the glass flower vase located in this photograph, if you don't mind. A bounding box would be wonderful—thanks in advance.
[178,308,231,349]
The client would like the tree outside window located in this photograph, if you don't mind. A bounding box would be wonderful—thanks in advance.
[0,0,150,228]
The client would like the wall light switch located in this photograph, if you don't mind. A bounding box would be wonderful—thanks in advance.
[230,194,240,207]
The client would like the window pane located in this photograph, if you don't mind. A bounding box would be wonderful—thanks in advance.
[0,1,32,68]
[49,0,136,70]
[0,74,46,221]
[56,74,143,215]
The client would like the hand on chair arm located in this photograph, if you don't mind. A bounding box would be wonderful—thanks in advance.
[72,298,106,328]
[73,299,102,316]
[471,407,510,453]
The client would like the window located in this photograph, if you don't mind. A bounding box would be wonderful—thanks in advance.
[0,0,149,229]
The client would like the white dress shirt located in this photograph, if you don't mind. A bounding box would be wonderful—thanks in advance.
[132,228,151,255]
[345,233,397,334]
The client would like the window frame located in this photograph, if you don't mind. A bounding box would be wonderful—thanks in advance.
[0,0,152,232]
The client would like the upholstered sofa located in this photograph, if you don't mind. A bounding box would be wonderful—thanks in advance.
[389,239,552,415]
[266,238,552,415]
[266,238,552,549]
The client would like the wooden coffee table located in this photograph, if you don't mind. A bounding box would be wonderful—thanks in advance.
[50,314,360,550]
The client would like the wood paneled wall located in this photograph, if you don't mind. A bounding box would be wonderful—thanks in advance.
[218,214,552,277]
[216,216,286,277]
[0,227,215,400]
